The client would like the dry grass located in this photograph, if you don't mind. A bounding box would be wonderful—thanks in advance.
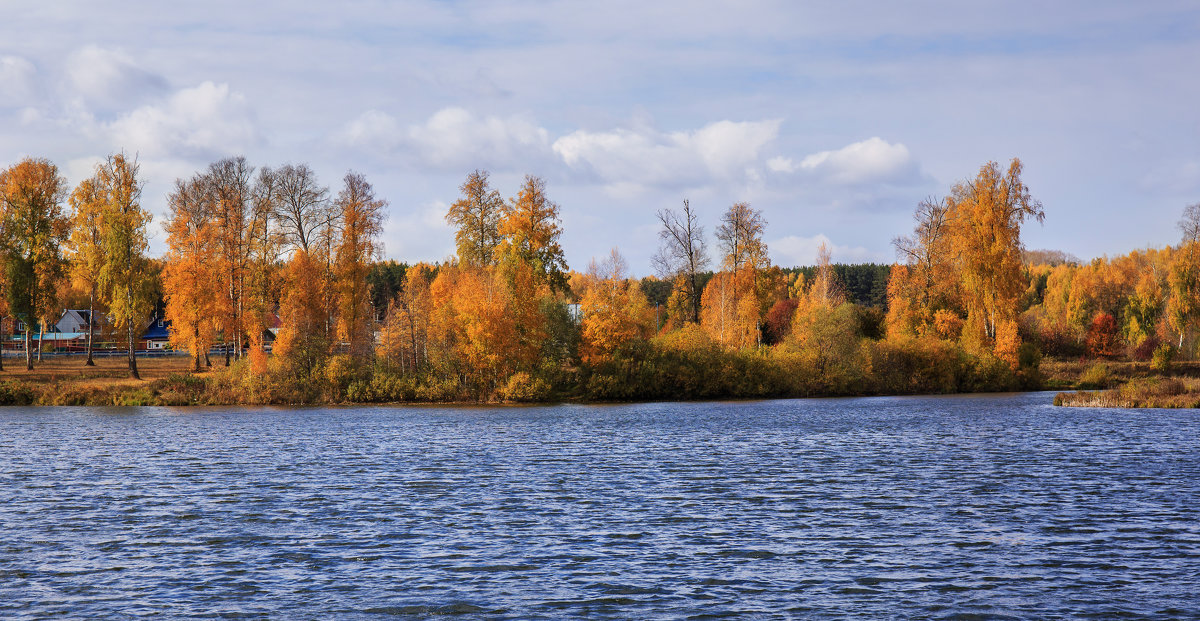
[1056,377,1200,409]
[0,354,234,406]
[0,354,198,386]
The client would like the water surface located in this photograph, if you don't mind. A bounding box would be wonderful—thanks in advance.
[1,393,1198,618]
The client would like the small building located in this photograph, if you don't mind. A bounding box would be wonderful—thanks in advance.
[56,309,102,334]
[143,315,171,350]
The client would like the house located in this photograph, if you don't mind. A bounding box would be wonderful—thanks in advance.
[55,309,101,334]
[142,315,171,350]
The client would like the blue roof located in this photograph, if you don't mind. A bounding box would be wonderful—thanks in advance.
[143,319,171,340]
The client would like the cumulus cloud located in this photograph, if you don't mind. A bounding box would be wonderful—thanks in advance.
[770,137,920,186]
[66,46,167,113]
[553,119,781,190]
[337,107,551,171]
[106,81,260,158]
[0,56,37,107]
[770,233,884,267]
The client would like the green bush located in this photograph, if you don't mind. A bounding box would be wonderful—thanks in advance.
[1151,343,1175,373]
[1078,362,1113,389]
[498,372,551,402]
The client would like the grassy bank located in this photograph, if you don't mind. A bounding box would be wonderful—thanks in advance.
[1055,377,1200,408]
[6,353,1192,408]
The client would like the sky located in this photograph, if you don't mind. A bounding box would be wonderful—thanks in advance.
[2,1,1199,274]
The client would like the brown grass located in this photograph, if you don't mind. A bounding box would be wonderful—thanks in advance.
[0,354,198,386]
[1056,377,1200,409]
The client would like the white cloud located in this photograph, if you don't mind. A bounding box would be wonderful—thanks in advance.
[336,109,403,151]
[770,233,885,267]
[553,119,781,190]
[337,107,552,171]
[66,46,166,112]
[106,81,259,158]
[772,137,921,186]
[0,56,37,107]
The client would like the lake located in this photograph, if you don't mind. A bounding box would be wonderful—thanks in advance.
[1,393,1198,618]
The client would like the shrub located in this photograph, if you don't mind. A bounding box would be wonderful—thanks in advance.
[1078,362,1113,389]
[1085,312,1119,358]
[1151,343,1175,373]
[497,372,552,402]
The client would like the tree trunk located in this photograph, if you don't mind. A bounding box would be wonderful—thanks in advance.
[85,288,95,366]
[0,316,6,372]
[37,323,43,362]
[127,283,139,380]
[24,326,32,370]
[193,325,201,372]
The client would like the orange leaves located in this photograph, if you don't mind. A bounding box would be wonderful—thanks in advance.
[274,249,330,373]
[163,176,220,370]
[700,270,759,349]
[334,172,386,358]
[496,175,568,293]
[579,249,654,364]
[428,263,547,389]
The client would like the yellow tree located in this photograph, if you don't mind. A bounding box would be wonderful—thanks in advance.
[948,159,1044,355]
[206,157,255,364]
[334,172,387,359]
[163,176,220,372]
[888,196,961,338]
[1168,203,1200,351]
[446,169,504,266]
[380,263,434,372]
[95,153,154,379]
[243,166,282,371]
[67,177,107,366]
[714,201,770,343]
[272,164,334,368]
[0,158,69,370]
[579,248,654,364]
[497,175,569,293]
[274,249,329,376]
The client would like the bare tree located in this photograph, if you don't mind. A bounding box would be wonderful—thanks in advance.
[208,156,255,363]
[652,199,708,323]
[715,201,766,273]
[272,163,331,255]
[892,196,950,307]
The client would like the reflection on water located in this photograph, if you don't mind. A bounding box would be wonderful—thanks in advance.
[1,393,1198,618]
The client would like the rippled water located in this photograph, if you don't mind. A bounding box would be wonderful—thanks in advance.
[1,393,1199,619]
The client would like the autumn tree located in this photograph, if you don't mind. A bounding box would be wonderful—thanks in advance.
[652,199,708,325]
[888,196,960,338]
[579,248,654,364]
[242,166,283,370]
[272,164,335,370]
[446,169,504,266]
[708,202,770,345]
[163,176,220,372]
[66,177,107,365]
[497,175,569,293]
[0,158,69,370]
[334,171,387,359]
[207,157,255,364]
[381,263,434,372]
[947,159,1044,355]
[95,153,154,379]
[716,202,767,276]
[273,249,329,377]
[1168,203,1200,350]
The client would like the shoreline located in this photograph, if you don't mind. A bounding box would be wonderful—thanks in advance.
[1,354,1197,408]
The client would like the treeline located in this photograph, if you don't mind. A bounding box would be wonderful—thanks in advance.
[5,151,1195,403]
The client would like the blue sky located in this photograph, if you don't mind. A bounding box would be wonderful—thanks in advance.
[2,1,1198,273]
